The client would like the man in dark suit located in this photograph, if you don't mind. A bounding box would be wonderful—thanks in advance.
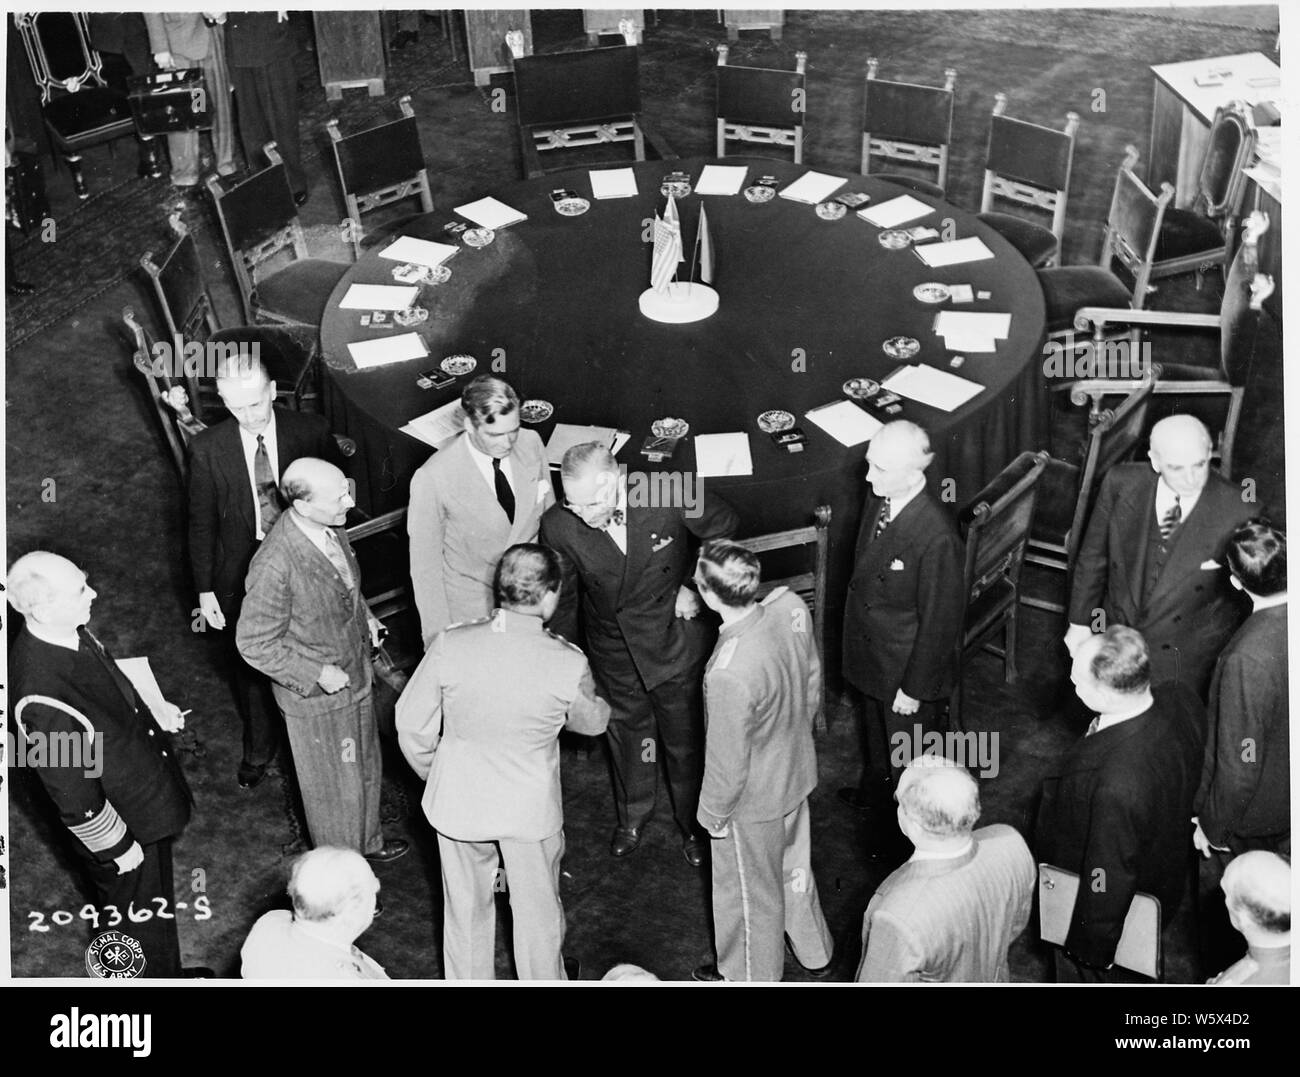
[691,541,834,982]
[1193,519,1288,974]
[219,10,307,203]
[840,420,965,813]
[188,354,341,788]
[1036,626,1204,981]
[1065,414,1254,696]
[8,552,199,978]
[237,457,407,864]
[539,443,739,864]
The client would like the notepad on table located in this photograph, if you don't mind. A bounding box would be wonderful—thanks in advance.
[377,237,459,268]
[804,400,883,447]
[347,332,429,369]
[694,164,749,195]
[857,194,934,228]
[589,168,639,199]
[694,432,753,478]
[545,423,630,467]
[882,364,984,412]
[778,171,848,204]
[339,283,421,310]
[914,236,995,267]
[454,196,528,229]
[401,399,466,449]
[933,310,1010,353]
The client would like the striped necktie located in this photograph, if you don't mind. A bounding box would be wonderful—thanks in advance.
[322,529,355,590]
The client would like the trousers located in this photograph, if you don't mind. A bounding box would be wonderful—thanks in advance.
[164,26,235,185]
[82,839,181,978]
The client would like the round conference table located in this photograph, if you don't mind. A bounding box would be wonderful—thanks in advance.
[320,155,1048,659]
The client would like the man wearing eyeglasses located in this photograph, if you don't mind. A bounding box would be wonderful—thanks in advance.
[539,443,738,865]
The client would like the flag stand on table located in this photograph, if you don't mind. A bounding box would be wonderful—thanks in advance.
[638,192,719,324]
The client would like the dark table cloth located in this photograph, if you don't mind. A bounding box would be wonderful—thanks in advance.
[320,156,1048,674]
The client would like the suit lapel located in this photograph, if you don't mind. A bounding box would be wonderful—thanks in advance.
[859,494,923,571]
[620,504,652,595]
[450,435,514,540]
[1147,477,1227,605]
[219,419,257,534]
[1121,474,1157,614]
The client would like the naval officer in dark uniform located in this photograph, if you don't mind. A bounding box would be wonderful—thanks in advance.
[8,552,196,978]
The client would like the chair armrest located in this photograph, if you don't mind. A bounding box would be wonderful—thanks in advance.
[1074,306,1221,335]
[333,434,358,457]
[638,116,679,161]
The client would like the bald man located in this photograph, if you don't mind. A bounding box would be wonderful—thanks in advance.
[840,421,965,815]
[1066,414,1255,696]
[237,458,407,864]
[857,756,1034,982]
[1207,852,1290,986]
[187,354,342,789]
[241,847,388,979]
[8,553,195,977]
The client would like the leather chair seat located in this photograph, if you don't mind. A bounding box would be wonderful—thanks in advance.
[253,259,350,327]
[1037,266,1133,332]
[1155,208,1224,261]
[979,211,1058,267]
[44,86,134,145]
[1029,458,1081,546]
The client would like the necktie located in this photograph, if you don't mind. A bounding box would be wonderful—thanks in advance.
[1085,716,1101,736]
[254,435,282,534]
[493,457,515,525]
[322,528,355,590]
[873,498,891,539]
[1159,496,1181,542]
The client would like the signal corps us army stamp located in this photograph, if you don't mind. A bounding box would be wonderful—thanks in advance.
[85,930,146,978]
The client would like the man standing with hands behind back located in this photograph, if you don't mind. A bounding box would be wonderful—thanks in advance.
[840,420,965,818]
[188,355,342,789]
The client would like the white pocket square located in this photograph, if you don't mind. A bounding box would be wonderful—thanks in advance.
[1199,560,1221,570]
[890,559,905,571]
[651,535,675,552]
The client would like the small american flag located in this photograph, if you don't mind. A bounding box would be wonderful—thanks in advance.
[650,206,682,293]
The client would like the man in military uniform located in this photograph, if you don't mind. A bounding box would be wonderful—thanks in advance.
[8,552,196,978]
[690,540,834,982]
[397,544,610,980]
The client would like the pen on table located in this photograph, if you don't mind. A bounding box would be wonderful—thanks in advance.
[178,709,193,718]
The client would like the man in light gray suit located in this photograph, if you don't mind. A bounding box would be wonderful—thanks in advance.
[143,12,235,188]
[397,545,610,979]
[856,755,1034,982]
[408,376,554,647]
[238,457,407,863]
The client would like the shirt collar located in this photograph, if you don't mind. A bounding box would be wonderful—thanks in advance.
[238,414,277,450]
[718,603,763,640]
[1093,691,1155,733]
[25,621,81,651]
[1251,592,1287,612]
[289,507,330,541]
[887,477,927,519]
[910,837,974,862]
[1156,475,1200,516]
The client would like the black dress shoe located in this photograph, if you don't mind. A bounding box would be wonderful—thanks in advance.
[610,825,643,857]
[691,963,726,982]
[682,835,705,868]
[181,966,216,978]
[563,956,580,980]
[365,838,410,864]
[237,761,268,789]
[293,190,309,208]
[787,940,836,980]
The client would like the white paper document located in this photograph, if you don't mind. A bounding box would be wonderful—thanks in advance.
[857,194,934,228]
[377,237,459,268]
[694,432,753,477]
[914,236,995,267]
[454,196,528,229]
[347,332,429,369]
[116,657,170,724]
[778,171,848,204]
[804,400,883,446]
[546,423,630,467]
[401,400,466,449]
[589,168,639,199]
[882,364,984,411]
[933,311,1011,353]
[339,283,420,310]
[694,164,749,196]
